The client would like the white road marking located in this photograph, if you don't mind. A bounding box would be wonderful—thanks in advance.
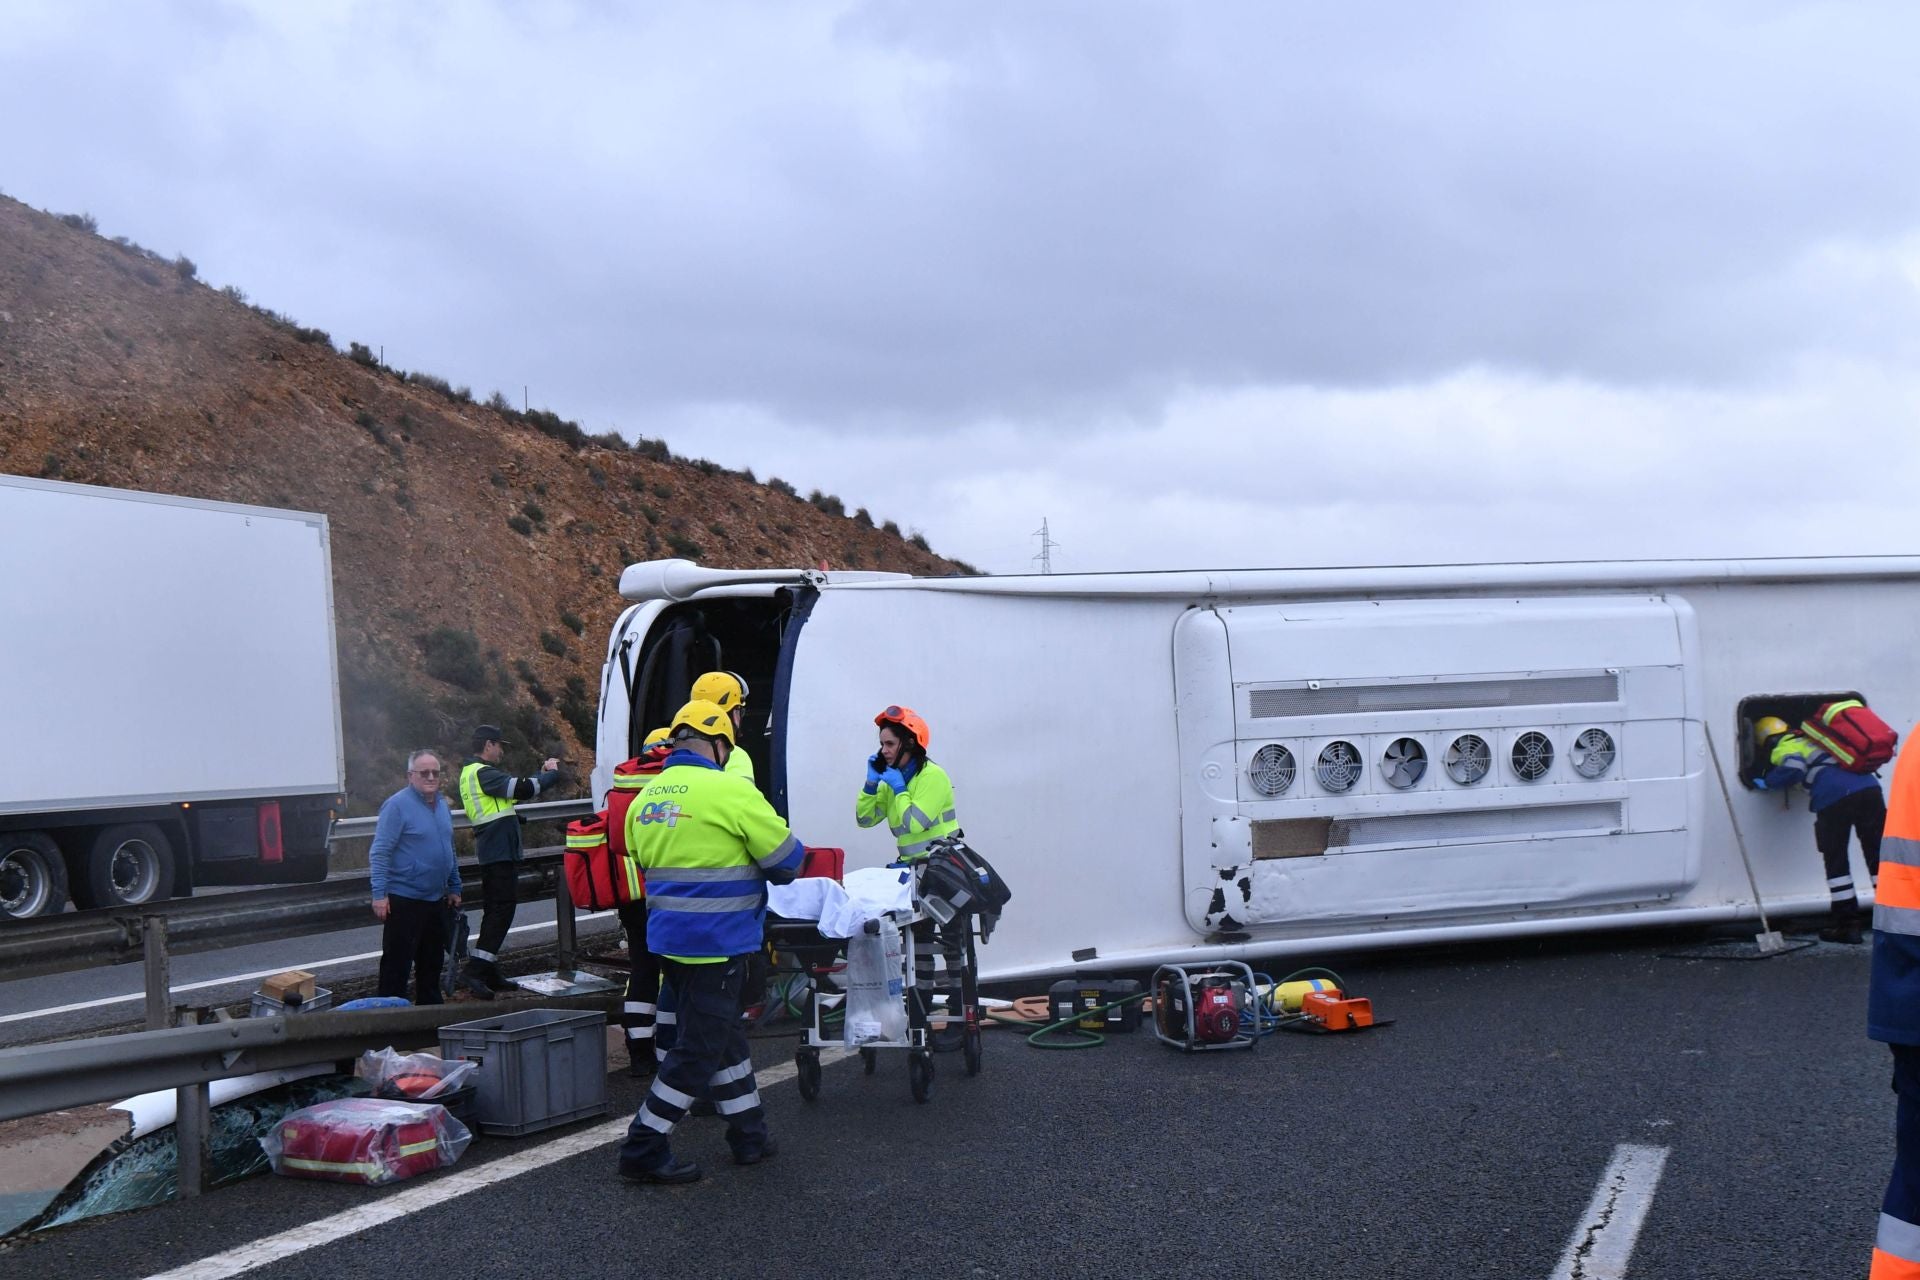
[0,912,617,1026]
[1549,1143,1671,1280]
[138,1050,846,1280]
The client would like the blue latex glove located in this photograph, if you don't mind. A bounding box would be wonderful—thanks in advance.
[878,767,907,792]
[865,759,884,787]
[1752,778,1769,791]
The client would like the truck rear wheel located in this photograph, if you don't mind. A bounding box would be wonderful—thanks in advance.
[0,832,68,919]
[74,824,176,910]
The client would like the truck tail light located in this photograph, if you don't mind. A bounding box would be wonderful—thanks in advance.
[258,801,284,862]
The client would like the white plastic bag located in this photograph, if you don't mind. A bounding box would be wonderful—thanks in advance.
[354,1047,477,1100]
[843,919,908,1046]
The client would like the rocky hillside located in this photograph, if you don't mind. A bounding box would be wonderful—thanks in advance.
[0,196,964,810]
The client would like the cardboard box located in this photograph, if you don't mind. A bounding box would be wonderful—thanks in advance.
[260,970,317,1003]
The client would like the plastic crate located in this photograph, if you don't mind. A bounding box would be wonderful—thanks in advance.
[436,1008,609,1137]
[249,986,333,1018]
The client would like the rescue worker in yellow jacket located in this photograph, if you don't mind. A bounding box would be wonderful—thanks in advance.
[691,671,755,783]
[617,700,805,1185]
[1867,724,1920,1277]
[856,704,965,1049]
[1754,714,1885,945]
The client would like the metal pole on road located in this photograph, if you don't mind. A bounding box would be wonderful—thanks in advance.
[175,1008,210,1198]
[143,915,170,1030]
[554,866,576,979]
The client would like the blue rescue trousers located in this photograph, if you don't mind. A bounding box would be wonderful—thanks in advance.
[618,955,768,1173]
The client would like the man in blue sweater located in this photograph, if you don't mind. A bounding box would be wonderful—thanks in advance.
[370,749,463,1003]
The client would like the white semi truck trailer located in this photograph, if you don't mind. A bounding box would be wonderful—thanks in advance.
[0,476,344,919]
[596,556,1920,982]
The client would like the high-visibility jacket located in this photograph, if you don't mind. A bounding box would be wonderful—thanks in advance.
[1871,725,1920,1046]
[626,750,804,962]
[855,758,960,863]
[459,759,559,864]
[1764,733,1881,813]
[725,747,755,783]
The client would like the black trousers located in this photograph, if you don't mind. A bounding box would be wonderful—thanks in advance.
[378,894,449,1004]
[1816,787,1885,912]
[619,956,768,1172]
[616,902,661,1065]
[468,861,518,969]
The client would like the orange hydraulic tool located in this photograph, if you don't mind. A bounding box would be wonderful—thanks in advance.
[1300,990,1375,1032]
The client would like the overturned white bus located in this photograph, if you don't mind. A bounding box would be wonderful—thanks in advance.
[594,556,1920,982]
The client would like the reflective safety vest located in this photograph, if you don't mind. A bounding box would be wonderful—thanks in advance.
[855,759,960,862]
[725,746,756,782]
[458,762,517,828]
[626,751,804,961]
[1870,723,1920,1046]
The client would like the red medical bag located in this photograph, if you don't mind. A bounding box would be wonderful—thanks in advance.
[265,1098,470,1185]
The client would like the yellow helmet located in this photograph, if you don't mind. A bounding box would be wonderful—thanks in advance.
[642,726,672,751]
[691,671,748,711]
[669,699,737,746]
[1753,715,1791,747]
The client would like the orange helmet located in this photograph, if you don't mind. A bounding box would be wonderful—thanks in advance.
[874,704,930,751]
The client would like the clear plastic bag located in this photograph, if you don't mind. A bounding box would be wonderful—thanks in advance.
[262,1098,471,1186]
[843,918,908,1046]
[353,1047,477,1100]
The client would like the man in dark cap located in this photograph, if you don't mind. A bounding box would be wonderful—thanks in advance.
[456,724,562,999]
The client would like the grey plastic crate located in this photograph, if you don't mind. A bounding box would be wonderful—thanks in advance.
[437,1008,609,1136]
[248,985,333,1018]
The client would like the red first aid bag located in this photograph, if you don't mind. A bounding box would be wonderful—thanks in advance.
[606,753,665,863]
[564,815,620,911]
[264,1098,471,1185]
[1800,699,1898,773]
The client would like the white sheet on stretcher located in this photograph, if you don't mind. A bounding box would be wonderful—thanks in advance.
[767,865,913,938]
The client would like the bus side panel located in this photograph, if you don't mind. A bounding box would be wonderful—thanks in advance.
[782,589,1196,978]
[1183,595,1705,933]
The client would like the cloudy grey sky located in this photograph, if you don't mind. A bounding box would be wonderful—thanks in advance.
[6,1,1919,573]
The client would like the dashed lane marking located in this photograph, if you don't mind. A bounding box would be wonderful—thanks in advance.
[0,912,617,1026]
[139,1049,847,1280]
[1549,1143,1671,1280]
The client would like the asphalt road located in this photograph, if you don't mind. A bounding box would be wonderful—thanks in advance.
[0,927,1894,1279]
[0,901,624,1047]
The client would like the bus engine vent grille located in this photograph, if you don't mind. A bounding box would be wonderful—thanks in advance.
[1249,744,1296,797]
[1511,731,1556,781]
[1315,741,1363,792]
[1248,672,1620,718]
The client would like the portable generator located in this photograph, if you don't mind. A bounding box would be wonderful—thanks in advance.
[1150,961,1257,1052]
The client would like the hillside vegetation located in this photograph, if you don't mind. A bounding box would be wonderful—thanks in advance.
[0,196,963,810]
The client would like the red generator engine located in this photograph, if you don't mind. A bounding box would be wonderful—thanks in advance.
[1152,961,1256,1052]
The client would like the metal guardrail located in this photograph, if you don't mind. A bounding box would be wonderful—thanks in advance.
[327,797,594,842]
[0,851,569,983]
[0,991,620,1123]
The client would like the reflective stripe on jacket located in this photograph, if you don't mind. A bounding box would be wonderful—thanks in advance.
[1870,723,1920,1044]
[626,750,804,961]
[1765,733,1882,812]
[854,759,960,862]
[459,761,518,827]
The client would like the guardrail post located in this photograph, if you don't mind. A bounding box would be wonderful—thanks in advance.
[554,862,576,979]
[143,915,171,1030]
[174,1009,210,1198]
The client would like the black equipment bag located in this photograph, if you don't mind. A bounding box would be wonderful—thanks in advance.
[918,837,1013,924]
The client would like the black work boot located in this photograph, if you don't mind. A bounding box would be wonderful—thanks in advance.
[1819,910,1864,945]
[462,963,497,1000]
[620,1156,701,1185]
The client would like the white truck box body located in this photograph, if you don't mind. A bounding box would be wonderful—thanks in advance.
[599,558,1920,981]
[0,476,344,815]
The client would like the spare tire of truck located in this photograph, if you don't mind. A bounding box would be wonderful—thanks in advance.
[0,831,69,919]
[74,824,177,910]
